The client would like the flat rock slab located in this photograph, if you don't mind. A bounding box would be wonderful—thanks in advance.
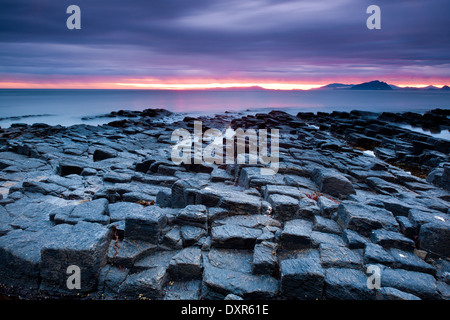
[107,239,157,268]
[207,249,254,274]
[218,193,262,215]
[319,243,362,269]
[54,198,110,225]
[202,263,279,299]
[379,267,439,300]
[370,229,416,251]
[337,201,399,237]
[211,224,262,249]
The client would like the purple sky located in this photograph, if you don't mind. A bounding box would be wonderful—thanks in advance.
[1,0,449,88]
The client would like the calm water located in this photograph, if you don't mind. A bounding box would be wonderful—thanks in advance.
[0,89,449,138]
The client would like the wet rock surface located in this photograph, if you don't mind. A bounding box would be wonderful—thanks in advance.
[0,107,449,300]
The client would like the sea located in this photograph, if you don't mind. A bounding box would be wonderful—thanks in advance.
[0,89,449,140]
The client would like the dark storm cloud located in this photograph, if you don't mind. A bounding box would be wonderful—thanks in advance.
[0,0,449,81]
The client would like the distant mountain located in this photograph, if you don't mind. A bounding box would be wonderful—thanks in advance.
[315,83,354,90]
[350,80,392,90]
[440,85,450,91]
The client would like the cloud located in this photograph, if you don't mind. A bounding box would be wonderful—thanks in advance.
[0,0,449,84]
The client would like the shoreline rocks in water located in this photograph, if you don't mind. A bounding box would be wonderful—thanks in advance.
[0,107,449,300]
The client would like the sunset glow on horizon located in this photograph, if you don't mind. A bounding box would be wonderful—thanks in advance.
[0,80,448,91]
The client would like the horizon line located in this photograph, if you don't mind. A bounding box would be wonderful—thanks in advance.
[0,81,449,91]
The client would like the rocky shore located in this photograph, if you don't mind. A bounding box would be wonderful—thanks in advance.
[0,107,449,300]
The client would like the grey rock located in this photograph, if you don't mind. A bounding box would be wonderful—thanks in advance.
[57,198,110,225]
[164,280,202,300]
[314,215,342,235]
[103,172,132,183]
[118,266,167,299]
[122,192,156,203]
[370,229,416,251]
[124,205,168,243]
[207,249,253,274]
[176,204,208,227]
[267,194,298,220]
[317,196,339,218]
[168,247,203,280]
[93,148,117,162]
[108,202,144,222]
[107,239,157,268]
[202,263,279,299]
[40,222,111,294]
[319,243,362,269]
[324,268,374,300]
[133,250,178,273]
[180,225,207,246]
[211,224,262,249]
[281,219,313,250]
[396,216,416,238]
[156,189,172,207]
[437,281,450,300]
[297,197,321,221]
[379,266,439,300]
[311,168,355,198]
[364,243,397,267]
[337,201,399,237]
[388,248,436,275]
[98,264,129,298]
[253,241,278,276]
[163,226,183,249]
[342,229,369,249]
[376,287,421,300]
[419,221,450,257]
[218,193,262,215]
[310,231,346,248]
[280,258,324,299]
[262,185,301,200]
[224,293,244,300]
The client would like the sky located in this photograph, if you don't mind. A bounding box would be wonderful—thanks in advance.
[0,0,449,89]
